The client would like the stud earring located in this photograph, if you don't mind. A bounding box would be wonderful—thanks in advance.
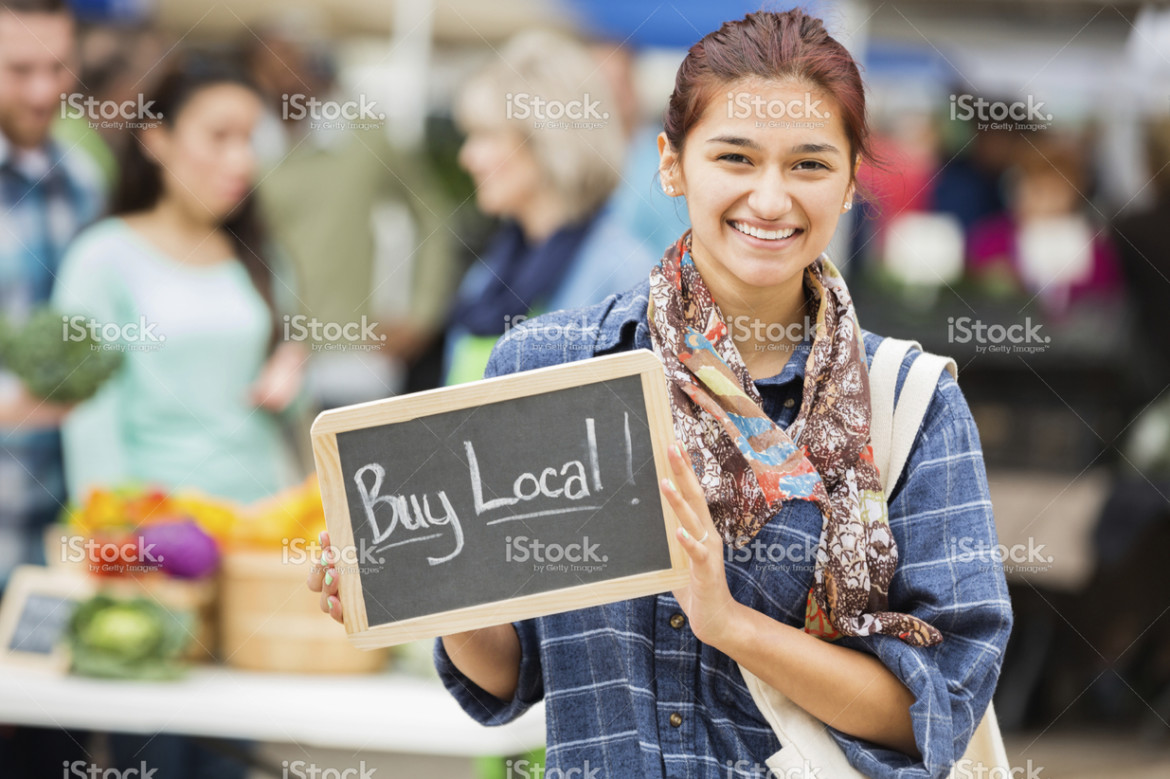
[665,185,675,195]
[843,201,852,211]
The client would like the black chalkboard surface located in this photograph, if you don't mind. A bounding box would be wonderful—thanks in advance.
[9,593,75,654]
[311,350,689,648]
[0,566,94,670]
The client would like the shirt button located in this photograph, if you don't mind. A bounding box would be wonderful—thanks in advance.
[669,613,686,629]
[669,712,683,728]
[784,397,796,408]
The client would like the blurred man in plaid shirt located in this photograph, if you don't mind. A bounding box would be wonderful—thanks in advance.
[0,0,102,587]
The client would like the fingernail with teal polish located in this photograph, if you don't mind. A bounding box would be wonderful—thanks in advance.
[320,551,328,566]
[324,570,333,587]
[680,526,690,539]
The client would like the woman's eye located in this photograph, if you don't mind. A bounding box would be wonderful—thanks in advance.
[717,153,750,164]
[795,160,829,171]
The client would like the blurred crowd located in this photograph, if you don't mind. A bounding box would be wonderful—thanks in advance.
[2,0,1170,775]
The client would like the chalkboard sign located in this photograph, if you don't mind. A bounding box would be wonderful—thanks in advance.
[0,566,95,671]
[311,350,689,648]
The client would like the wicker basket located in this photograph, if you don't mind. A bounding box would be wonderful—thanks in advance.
[218,551,389,673]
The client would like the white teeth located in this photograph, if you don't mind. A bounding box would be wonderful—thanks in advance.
[731,221,797,241]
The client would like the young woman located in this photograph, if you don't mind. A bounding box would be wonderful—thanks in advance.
[310,11,1012,777]
[53,53,305,505]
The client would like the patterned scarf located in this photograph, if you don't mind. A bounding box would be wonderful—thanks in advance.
[648,232,942,648]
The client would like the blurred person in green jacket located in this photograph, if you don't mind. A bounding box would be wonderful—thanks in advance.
[247,29,459,406]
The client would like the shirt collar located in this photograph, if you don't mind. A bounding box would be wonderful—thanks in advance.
[0,129,61,179]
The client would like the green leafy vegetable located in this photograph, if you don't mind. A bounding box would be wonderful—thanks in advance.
[67,594,192,680]
[0,307,124,403]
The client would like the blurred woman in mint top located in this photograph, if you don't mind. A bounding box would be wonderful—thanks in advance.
[443,30,655,385]
[53,53,305,505]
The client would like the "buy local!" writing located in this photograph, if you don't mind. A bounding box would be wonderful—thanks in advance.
[353,415,632,565]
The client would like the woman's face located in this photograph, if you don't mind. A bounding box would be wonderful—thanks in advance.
[458,121,544,219]
[659,77,855,292]
[145,83,262,221]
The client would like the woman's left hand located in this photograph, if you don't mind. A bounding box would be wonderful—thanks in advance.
[660,441,744,649]
[250,342,307,412]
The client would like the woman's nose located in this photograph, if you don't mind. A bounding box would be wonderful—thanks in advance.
[748,169,793,220]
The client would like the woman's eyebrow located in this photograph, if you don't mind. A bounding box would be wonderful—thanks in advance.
[706,137,842,156]
[706,135,762,150]
[792,142,841,155]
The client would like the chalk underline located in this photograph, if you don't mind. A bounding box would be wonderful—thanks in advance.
[485,505,602,525]
[374,533,443,554]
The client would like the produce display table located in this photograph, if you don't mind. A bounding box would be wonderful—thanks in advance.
[0,666,545,757]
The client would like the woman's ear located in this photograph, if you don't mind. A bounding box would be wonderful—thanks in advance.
[136,125,168,166]
[657,131,682,196]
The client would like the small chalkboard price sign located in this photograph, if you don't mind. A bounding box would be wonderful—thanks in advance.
[0,566,95,671]
[311,350,690,649]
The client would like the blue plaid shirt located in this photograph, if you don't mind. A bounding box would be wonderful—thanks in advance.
[435,281,1013,778]
[0,130,103,581]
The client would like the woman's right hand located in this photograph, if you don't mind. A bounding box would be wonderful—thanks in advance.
[306,529,521,697]
[306,530,343,623]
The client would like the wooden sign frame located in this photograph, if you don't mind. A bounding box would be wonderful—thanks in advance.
[0,565,95,672]
[311,349,690,649]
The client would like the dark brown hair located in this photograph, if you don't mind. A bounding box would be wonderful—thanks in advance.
[110,51,278,336]
[0,0,68,12]
[663,8,874,178]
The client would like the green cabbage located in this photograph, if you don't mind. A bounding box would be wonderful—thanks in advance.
[68,595,192,680]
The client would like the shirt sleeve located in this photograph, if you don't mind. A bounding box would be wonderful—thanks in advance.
[828,367,1014,779]
[431,329,547,725]
[50,234,131,502]
[432,618,544,726]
